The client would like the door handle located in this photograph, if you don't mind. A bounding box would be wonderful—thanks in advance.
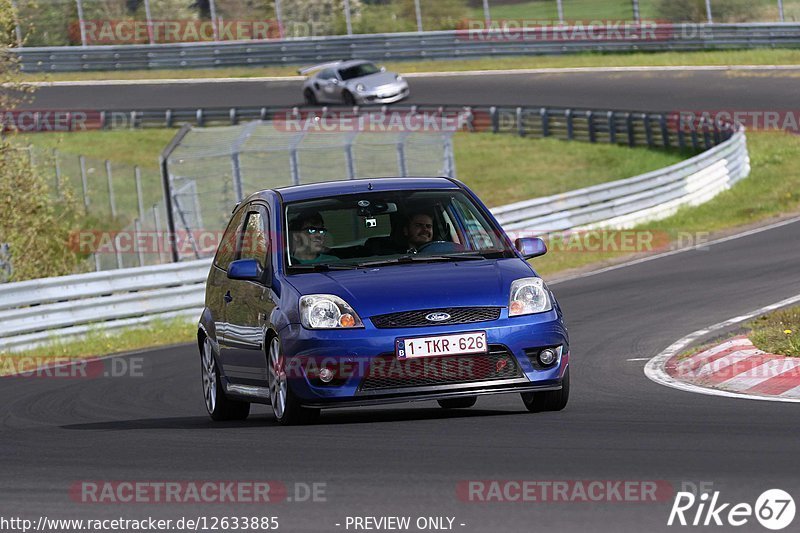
[224,291,233,304]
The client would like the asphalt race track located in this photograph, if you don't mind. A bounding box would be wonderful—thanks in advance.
[21,68,800,112]
[2,218,800,532]
[3,67,800,532]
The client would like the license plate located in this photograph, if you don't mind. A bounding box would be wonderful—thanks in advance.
[396,331,487,360]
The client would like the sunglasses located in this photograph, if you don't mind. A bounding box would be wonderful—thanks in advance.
[298,227,328,235]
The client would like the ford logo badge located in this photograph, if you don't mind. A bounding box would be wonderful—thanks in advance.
[425,312,451,322]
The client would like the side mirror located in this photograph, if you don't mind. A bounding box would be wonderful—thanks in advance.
[380,66,387,72]
[515,237,547,260]
[331,78,340,85]
[228,259,264,281]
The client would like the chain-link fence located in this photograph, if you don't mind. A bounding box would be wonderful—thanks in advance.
[23,145,169,271]
[163,114,460,260]
[12,0,800,46]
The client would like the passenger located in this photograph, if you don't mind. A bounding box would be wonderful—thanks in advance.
[289,211,338,264]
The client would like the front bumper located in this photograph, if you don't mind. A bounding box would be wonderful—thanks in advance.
[280,308,569,406]
[356,83,410,104]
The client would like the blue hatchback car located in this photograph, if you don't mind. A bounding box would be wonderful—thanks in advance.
[198,177,569,425]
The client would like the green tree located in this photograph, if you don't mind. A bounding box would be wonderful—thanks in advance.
[1,0,86,281]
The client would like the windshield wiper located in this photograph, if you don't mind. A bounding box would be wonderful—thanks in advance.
[288,263,360,272]
[358,254,485,268]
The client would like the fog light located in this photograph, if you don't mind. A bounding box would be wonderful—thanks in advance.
[538,349,557,366]
[319,367,335,383]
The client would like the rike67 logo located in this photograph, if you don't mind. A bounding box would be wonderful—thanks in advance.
[668,489,795,530]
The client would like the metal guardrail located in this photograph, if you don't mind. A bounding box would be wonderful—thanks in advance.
[493,128,749,233]
[11,23,800,72]
[0,259,210,352]
[13,105,734,154]
[0,122,749,353]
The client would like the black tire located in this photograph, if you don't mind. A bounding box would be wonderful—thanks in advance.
[438,396,477,409]
[521,368,570,413]
[268,336,320,426]
[303,88,317,105]
[342,91,356,107]
[201,335,250,421]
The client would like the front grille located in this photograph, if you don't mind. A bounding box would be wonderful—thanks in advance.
[359,345,521,391]
[370,307,501,329]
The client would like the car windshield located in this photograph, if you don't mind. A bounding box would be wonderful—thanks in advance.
[339,62,381,81]
[284,189,513,271]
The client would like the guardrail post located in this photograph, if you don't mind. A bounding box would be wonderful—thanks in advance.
[556,0,565,23]
[626,113,635,147]
[229,108,238,125]
[152,204,165,264]
[196,109,204,127]
[713,123,722,146]
[74,0,87,46]
[274,0,285,39]
[540,108,549,137]
[701,118,712,149]
[135,218,145,266]
[79,155,90,213]
[414,0,423,32]
[659,114,670,148]
[165,109,173,128]
[490,106,499,133]
[690,127,700,152]
[677,124,686,152]
[565,109,574,141]
[482,0,491,26]
[135,166,145,223]
[143,0,155,44]
[289,150,300,185]
[607,111,616,144]
[644,113,654,148]
[516,107,525,137]
[53,148,62,198]
[587,111,596,143]
[260,108,268,121]
[778,0,785,22]
[631,0,640,24]
[209,0,219,40]
[100,111,108,130]
[345,141,356,180]
[105,160,117,219]
[344,0,354,35]
[705,0,713,23]
[396,142,407,177]
[9,0,22,46]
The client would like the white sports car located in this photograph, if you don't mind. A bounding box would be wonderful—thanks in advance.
[300,60,410,106]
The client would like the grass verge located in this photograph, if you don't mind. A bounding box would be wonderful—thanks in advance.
[531,131,800,277]
[18,49,800,83]
[0,317,196,376]
[748,306,800,357]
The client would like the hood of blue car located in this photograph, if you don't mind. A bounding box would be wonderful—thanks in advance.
[284,259,536,318]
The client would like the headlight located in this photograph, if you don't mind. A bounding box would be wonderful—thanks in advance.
[509,277,552,317]
[355,83,366,93]
[300,295,364,329]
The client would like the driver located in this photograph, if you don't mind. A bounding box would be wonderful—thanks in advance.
[289,211,338,264]
[403,212,434,253]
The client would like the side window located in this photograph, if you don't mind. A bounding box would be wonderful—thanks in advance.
[237,208,270,269]
[452,197,499,250]
[320,69,336,80]
[213,208,245,270]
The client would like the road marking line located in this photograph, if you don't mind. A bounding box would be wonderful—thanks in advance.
[644,292,800,403]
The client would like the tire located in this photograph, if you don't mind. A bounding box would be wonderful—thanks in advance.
[521,368,570,413]
[303,88,317,105]
[201,335,250,421]
[437,396,477,409]
[268,336,320,426]
[342,91,356,107]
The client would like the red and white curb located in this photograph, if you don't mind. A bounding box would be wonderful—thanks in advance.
[645,293,800,403]
[665,335,800,399]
